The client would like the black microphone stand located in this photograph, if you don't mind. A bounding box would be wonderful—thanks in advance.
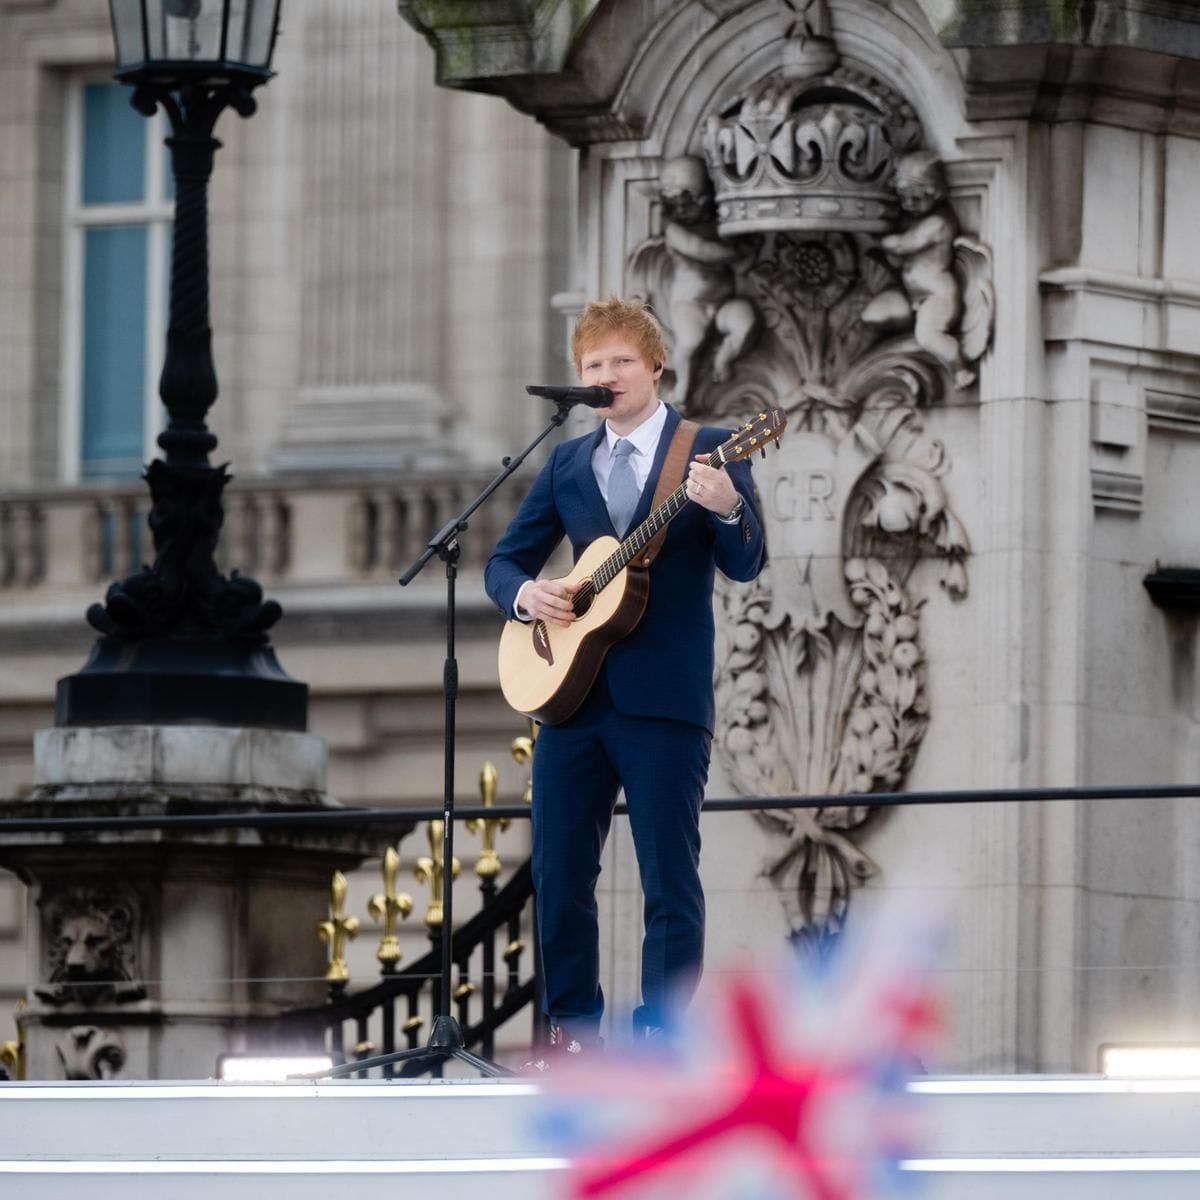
[313,398,576,1079]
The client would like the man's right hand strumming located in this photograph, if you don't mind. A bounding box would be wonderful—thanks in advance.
[516,578,579,627]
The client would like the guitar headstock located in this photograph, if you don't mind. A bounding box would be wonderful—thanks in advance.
[716,407,787,465]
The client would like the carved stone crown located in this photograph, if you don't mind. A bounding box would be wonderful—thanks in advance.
[701,67,922,237]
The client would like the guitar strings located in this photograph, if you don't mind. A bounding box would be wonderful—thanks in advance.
[570,442,734,615]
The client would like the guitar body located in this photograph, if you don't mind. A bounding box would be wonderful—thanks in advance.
[495,406,787,727]
[498,536,649,725]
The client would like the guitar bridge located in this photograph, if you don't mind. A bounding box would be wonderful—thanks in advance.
[532,619,554,666]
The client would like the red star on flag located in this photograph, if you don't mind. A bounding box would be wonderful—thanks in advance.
[536,901,946,1200]
[574,978,860,1199]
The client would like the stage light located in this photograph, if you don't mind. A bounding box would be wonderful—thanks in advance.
[1100,1044,1200,1078]
[217,1055,334,1081]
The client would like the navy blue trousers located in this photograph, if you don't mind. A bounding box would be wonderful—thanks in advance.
[531,677,711,1036]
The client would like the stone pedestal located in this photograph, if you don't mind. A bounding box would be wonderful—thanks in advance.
[0,726,409,1081]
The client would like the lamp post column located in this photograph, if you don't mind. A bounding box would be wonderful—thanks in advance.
[56,77,304,731]
[157,91,220,469]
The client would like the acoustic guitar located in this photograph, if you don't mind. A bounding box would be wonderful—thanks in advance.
[498,407,787,724]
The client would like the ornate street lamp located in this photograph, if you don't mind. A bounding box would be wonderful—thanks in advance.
[56,0,305,729]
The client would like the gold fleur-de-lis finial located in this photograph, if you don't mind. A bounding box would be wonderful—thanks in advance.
[414,820,460,928]
[467,761,511,879]
[317,871,360,985]
[511,718,539,805]
[367,847,414,967]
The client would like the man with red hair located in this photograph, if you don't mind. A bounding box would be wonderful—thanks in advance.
[486,297,766,1053]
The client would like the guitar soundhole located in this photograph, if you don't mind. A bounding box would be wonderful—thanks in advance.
[572,590,594,619]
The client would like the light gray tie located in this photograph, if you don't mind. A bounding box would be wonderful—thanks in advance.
[607,438,639,537]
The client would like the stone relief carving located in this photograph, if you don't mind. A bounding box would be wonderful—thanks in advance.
[861,151,994,389]
[627,2,987,945]
[629,156,761,405]
[57,1026,127,1080]
[36,887,147,1008]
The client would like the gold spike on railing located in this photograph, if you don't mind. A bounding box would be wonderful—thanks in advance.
[414,820,460,929]
[367,847,414,967]
[317,871,360,986]
[467,762,511,880]
[511,717,538,805]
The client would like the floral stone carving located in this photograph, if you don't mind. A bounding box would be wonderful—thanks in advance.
[56,1025,127,1080]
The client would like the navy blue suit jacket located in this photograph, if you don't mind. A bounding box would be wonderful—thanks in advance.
[485,405,766,734]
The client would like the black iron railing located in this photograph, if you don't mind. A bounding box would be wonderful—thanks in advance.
[271,859,539,1074]
[5,783,1200,835]
[5,783,1200,1078]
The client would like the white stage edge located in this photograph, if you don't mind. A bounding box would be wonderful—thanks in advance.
[2,1075,1199,1198]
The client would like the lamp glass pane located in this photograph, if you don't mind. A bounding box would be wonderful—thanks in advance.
[163,0,225,61]
[222,0,246,62]
[108,0,147,68]
[146,0,164,58]
[242,0,279,67]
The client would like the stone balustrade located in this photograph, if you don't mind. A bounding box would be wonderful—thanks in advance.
[0,473,525,594]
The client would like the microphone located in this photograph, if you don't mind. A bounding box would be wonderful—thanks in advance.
[525,385,614,409]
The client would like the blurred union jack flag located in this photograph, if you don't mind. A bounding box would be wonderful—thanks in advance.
[535,899,947,1200]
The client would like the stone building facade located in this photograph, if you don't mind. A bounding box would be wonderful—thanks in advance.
[399,0,1200,1073]
[0,0,571,1036]
[3,0,1200,1077]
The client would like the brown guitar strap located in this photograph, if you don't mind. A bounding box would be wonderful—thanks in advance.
[634,418,700,568]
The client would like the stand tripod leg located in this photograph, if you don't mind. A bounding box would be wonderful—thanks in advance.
[301,1014,514,1079]
[451,1047,513,1077]
[385,413,572,1084]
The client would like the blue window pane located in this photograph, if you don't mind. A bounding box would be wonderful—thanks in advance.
[82,83,145,205]
[82,226,147,479]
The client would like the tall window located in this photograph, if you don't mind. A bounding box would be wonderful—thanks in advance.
[63,78,172,482]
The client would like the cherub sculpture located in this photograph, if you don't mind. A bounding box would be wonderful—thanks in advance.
[628,156,759,408]
[861,151,994,388]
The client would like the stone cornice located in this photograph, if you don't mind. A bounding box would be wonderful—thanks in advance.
[929,0,1200,131]
[949,41,1200,133]
[935,0,1200,60]
[397,0,1200,143]
[396,0,725,143]
[1040,267,1200,306]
